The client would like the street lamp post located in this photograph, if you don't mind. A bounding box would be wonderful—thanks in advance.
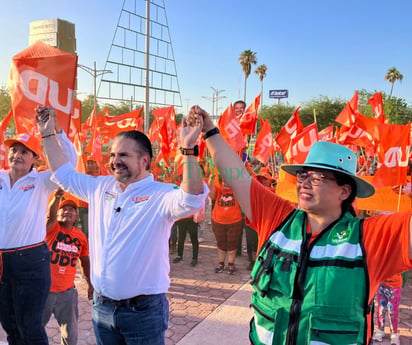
[78,61,112,114]
[211,87,226,118]
[202,88,226,120]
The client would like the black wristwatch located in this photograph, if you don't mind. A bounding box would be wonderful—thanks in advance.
[180,145,199,156]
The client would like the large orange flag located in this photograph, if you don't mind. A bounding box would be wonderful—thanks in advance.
[217,104,245,152]
[373,122,411,187]
[275,106,303,159]
[96,108,143,139]
[8,41,77,135]
[367,92,386,123]
[253,118,273,164]
[335,91,359,127]
[239,93,261,135]
[150,106,177,156]
[287,123,318,164]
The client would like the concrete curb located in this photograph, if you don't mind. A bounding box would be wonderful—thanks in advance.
[177,282,254,345]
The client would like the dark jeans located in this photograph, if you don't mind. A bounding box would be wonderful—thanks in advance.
[0,242,51,345]
[176,218,199,260]
[92,293,169,345]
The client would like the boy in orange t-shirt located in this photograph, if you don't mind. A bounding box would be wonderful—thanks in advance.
[43,189,92,345]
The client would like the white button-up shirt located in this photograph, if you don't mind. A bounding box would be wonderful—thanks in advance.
[52,163,208,300]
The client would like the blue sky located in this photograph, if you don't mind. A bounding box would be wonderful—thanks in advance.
[1,0,411,115]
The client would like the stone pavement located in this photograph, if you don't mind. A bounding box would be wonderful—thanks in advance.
[0,222,412,344]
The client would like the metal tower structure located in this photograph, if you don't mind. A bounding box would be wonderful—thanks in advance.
[97,0,182,131]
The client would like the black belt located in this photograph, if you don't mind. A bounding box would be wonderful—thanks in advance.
[98,294,154,307]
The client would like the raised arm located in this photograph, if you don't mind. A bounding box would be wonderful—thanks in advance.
[46,188,65,230]
[179,109,204,195]
[194,106,252,220]
[36,106,69,172]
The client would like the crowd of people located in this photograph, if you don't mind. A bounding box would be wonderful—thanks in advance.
[0,103,410,345]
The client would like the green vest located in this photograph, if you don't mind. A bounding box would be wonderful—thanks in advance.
[250,210,371,345]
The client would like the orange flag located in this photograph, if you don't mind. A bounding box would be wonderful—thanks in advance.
[68,99,82,142]
[373,122,411,187]
[253,118,273,164]
[335,91,359,127]
[84,126,103,164]
[150,106,177,156]
[318,125,335,142]
[287,122,318,164]
[73,133,86,174]
[367,92,386,123]
[96,108,143,139]
[275,106,303,158]
[8,41,77,135]
[83,106,96,130]
[217,104,245,152]
[239,93,261,135]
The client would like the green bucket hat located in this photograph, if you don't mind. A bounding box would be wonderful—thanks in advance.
[281,141,375,198]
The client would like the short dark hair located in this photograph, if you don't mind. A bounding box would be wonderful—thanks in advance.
[115,131,153,170]
[332,171,357,215]
[115,131,153,158]
[234,100,246,108]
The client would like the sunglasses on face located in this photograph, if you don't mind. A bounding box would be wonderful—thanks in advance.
[296,170,336,186]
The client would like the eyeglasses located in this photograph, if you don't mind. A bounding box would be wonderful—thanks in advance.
[296,170,336,186]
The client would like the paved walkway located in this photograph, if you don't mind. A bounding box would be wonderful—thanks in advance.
[0,223,411,344]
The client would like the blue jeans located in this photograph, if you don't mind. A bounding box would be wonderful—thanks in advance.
[92,293,169,345]
[0,242,51,345]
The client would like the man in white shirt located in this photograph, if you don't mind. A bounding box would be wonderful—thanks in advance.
[37,106,208,345]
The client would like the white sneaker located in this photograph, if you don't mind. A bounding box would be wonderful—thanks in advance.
[390,333,400,345]
[373,329,385,342]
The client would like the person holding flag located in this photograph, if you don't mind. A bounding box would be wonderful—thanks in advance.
[193,105,412,345]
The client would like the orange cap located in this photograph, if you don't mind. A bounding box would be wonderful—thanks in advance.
[5,133,42,157]
[59,199,78,209]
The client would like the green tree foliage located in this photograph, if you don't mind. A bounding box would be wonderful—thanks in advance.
[258,103,296,134]
[358,90,412,125]
[0,86,11,121]
[299,96,346,130]
[80,95,96,123]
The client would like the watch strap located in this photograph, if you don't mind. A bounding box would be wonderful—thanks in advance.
[180,145,199,156]
[203,127,220,140]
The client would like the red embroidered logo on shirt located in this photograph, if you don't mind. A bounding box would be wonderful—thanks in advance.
[20,183,35,192]
[132,196,150,204]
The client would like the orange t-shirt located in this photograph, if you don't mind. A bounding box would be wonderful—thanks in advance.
[382,273,403,288]
[45,223,89,292]
[248,179,412,303]
[211,186,243,224]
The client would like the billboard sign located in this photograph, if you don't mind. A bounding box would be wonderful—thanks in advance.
[269,89,288,99]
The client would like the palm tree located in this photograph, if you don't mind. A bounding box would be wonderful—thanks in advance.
[238,49,257,102]
[384,67,403,97]
[255,64,268,104]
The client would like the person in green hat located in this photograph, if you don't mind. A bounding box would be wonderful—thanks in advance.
[193,106,412,345]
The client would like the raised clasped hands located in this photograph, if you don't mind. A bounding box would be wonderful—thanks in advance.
[35,106,56,135]
[180,105,205,148]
